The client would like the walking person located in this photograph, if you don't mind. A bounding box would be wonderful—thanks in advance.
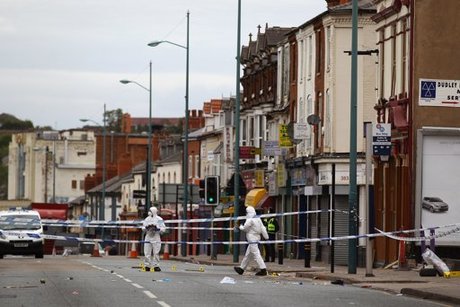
[263,209,279,262]
[142,207,166,272]
[234,206,269,276]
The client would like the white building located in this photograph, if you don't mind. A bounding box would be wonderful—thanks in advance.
[8,130,95,205]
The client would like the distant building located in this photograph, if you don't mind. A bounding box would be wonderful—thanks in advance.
[8,130,95,205]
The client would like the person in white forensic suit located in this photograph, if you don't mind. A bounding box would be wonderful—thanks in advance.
[142,207,166,271]
[234,206,269,276]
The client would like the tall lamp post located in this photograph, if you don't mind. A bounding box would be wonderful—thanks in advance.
[148,11,189,257]
[120,62,153,216]
[80,104,107,221]
[233,0,242,263]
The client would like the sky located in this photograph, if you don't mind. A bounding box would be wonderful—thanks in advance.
[0,0,326,130]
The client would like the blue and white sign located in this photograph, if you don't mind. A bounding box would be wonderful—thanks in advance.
[419,78,460,107]
[372,123,391,156]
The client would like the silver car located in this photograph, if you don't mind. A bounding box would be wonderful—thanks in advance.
[422,197,449,213]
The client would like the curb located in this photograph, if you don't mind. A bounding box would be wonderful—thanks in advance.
[401,288,460,306]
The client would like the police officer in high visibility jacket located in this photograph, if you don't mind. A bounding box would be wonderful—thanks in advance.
[263,209,279,262]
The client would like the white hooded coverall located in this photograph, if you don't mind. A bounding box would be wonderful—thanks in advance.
[142,207,166,267]
[239,206,269,270]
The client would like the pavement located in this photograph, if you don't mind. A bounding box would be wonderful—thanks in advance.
[169,253,460,306]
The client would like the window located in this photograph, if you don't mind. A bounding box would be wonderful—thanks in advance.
[283,45,290,99]
[241,119,247,146]
[249,117,255,146]
[258,115,265,147]
[316,29,322,74]
[79,180,84,190]
[71,180,77,189]
[326,26,332,71]
[391,24,397,97]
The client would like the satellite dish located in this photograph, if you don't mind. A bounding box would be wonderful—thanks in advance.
[307,114,321,125]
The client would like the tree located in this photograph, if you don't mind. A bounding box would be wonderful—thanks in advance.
[105,108,123,133]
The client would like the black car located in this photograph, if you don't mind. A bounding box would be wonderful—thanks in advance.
[422,197,449,213]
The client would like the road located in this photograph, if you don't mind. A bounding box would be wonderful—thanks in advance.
[0,255,445,307]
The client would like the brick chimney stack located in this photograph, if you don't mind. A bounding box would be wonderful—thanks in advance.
[325,0,350,8]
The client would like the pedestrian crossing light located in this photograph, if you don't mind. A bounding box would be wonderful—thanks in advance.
[205,176,219,205]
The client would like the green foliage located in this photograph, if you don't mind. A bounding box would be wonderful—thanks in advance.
[0,113,34,130]
[105,108,123,133]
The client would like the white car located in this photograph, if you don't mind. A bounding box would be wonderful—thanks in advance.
[0,208,44,259]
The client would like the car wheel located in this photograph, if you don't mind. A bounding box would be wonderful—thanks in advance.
[0,254,3,259]
[35,253,44,259]
[430,207,435,213]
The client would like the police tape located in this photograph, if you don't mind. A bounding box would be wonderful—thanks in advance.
[39,208,362,228]
[2,224,459,246]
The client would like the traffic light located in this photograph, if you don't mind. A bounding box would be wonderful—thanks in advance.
[205,176,219,205]
[199,179,205,199]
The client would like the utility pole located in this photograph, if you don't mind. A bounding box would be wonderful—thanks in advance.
[233,0,242,263]
[348,0,358,274]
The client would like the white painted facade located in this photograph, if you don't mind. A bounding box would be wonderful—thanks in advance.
[296,14,377,157]
[8,130,95,203]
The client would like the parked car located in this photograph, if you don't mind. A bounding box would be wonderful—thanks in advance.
[422,197,449,213]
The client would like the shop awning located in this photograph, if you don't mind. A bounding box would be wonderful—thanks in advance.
[245,188,273,209]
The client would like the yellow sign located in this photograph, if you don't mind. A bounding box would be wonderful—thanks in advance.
[279,124,292,147]
[254,170,264,187]
[277,163,286,187]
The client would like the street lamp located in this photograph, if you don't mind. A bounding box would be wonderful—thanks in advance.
[120,61,153,216]
[148,11,189,257]
[233,0,242,263]
[80,104,107,221]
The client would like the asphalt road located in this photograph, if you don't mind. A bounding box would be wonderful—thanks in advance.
[0,255,446,307]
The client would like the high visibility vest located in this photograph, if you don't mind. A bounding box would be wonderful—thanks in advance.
[267,218,276,232]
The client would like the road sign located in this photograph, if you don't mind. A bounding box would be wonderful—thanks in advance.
[372,123,391,156]
[133,190,146,198]
[262,140,281,156]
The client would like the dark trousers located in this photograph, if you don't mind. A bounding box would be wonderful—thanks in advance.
[264,233,276,262]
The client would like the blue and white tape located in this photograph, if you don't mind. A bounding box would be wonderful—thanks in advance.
[2,223,459,246]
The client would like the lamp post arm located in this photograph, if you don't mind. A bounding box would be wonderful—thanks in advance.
[149,40,187,50]
[128,81,149,92]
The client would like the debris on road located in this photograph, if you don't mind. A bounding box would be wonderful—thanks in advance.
[220,276,236,284]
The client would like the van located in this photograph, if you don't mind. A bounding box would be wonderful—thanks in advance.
[0,208,44,258]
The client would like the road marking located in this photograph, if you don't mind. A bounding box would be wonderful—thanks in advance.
[131,283,143,289]
[157,301,171,307]
[116,274,124,278]
[123,278,132,283]
[143,290,157,299]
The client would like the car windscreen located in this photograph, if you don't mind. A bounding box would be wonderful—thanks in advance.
[0,215,42,231]
[427,197,443,202]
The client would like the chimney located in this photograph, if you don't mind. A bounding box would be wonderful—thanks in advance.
[325,0,350,8]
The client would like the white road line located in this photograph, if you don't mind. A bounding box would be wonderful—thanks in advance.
[143,290,157,299]
[132,283,143,289]
[123,278,132,283]
[157,301,171,307]
[116,274,124,278]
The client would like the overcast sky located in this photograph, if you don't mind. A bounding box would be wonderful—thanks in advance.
[0,0,326,130]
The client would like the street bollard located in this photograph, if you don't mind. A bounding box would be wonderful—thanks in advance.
[278,243,284,265]
[211,232,217,260]
[430,228,435,252]
[304,243,311,268]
